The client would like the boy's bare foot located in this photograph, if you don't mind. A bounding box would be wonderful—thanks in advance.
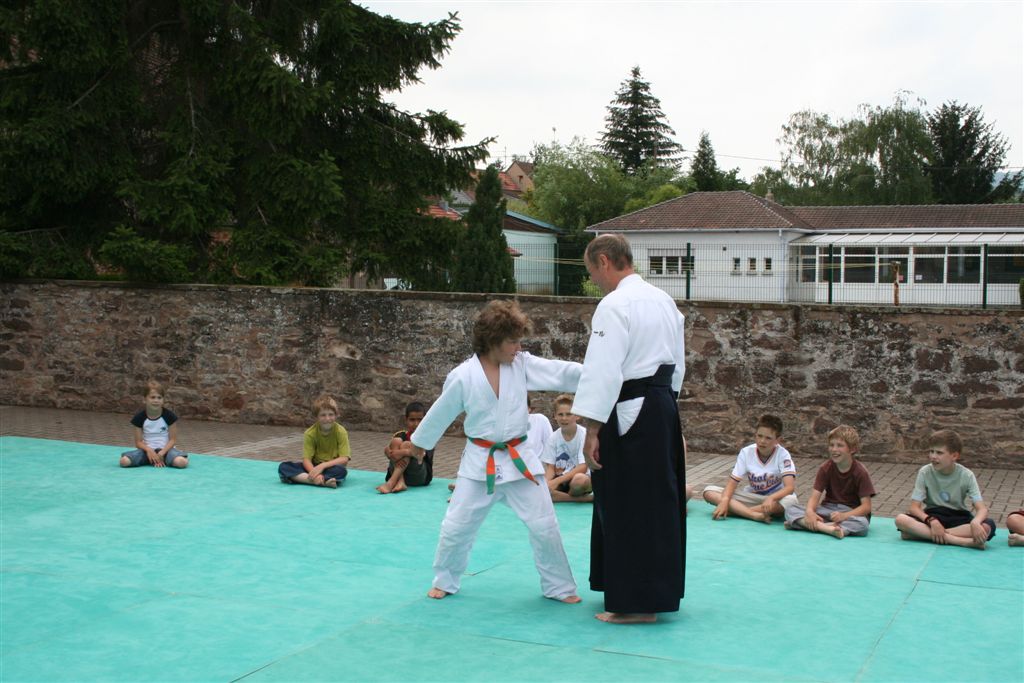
[963,537,986,550]
[900,530,913,540]
[323,478,338,488]
[393,479,408,493]
[427,587,450,599]
[448,482,456,492]
[1009,533,1024,547]
[753,510,772,524]
[376,483,393,494]
[823,524,845,539]
[596,612,656,624]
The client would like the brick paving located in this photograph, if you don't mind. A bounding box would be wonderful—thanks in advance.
[2,404,1021,523]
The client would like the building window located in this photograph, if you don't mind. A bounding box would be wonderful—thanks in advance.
[732,257,741,274]
[878,247,908,284]
[913,246,945,283]
[799,246,817,282]
[948,246,980,284]
[648,253,695,277]
[763,257,773,274]
[988,245,1024,284]
[843,247,875,283]
[748,257,757,273]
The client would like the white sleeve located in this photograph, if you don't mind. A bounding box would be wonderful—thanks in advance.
[411,369,465,451]
[540,428,558,464]
[671,310,686,393]
[572,301,629,422]
[523,353,583,393]
[730,452,747,481]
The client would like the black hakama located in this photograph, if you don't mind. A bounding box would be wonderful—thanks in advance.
[589,365,686,614]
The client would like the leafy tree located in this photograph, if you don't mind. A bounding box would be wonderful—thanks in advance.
[529,138,634,235]
[855,93,933,204]
[926,101,1023,203]
[450,166,514,293]
[0,1,490,284]
[690,132,721,191]
[599,66,683,174]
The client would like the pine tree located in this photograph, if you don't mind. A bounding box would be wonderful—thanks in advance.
[0,1,490,284]
[451,166,515,293]
[599,66,683,174]
[690,132,722,191]
[926,101,1023,204]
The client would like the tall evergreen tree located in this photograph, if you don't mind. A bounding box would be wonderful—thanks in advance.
[690,132,722,191]
[926,101,1023,203]
[0,1,490,285]
[451,166,515,293]
[599,66,683,174]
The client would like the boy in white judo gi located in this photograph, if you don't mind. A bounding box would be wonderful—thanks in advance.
[411,300,583,603]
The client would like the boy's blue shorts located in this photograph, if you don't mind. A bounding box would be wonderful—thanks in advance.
[121,448,188,467]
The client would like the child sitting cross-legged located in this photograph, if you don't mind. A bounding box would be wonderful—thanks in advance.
[784,425,875,539]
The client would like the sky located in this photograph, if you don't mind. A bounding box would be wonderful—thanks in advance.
[362,0,1023,182]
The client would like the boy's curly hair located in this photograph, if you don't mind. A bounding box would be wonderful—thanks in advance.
[827,425,861,453]
[312,394,339,416]
[472,301,532,355]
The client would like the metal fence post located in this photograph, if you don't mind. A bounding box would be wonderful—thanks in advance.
[554,242,560,296]
[827,244,834,305]
[982,243,988,309]
[685,242,691,300]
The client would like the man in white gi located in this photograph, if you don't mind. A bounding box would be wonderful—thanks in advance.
[573,233,687,624]
[412,300,583,604]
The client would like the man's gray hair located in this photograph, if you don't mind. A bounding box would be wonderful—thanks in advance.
[585,234,633,270]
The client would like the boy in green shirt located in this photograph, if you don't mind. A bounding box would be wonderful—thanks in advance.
[278,395,351,488]
[894,429,995,549]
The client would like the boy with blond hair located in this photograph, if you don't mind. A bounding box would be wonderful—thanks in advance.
[542,394,592,503]
[702,414,797,523]
[894,430,995,550]
[784,425,875,538]
[120,380,188,469]
[278,395,351,488]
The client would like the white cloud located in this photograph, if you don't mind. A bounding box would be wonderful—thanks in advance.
[364,0,1024,180]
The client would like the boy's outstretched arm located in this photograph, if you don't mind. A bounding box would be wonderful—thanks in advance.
[712,478,739,519]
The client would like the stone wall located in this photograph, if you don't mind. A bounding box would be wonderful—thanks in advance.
[2,281,1021,467]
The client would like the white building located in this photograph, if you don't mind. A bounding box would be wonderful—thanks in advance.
[588,192,1024,307]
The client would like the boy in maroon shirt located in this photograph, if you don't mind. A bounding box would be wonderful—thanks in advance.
[784,425,875,539]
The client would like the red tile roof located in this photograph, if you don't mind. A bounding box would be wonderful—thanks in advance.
[790,204,1024,229]
[424,204,462,221]
[589,191,814,231]
[588,191,1024,232]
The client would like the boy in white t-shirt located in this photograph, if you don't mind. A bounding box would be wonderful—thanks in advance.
[119,380,188,469]
[701,414,797,523]
[541,394,592,503]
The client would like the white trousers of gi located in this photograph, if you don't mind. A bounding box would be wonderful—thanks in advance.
[433,476,577,600]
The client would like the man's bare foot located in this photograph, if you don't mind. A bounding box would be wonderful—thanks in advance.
[447,482,456,492]
[376,483,393,494]
[393,479,408,493]
[427,587,450,599]
[547,594,581,604]
[1009,533,1024,547]
[596,611,656,624]
[323,478,338,488]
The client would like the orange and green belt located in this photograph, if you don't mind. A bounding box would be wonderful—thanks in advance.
[470,435,537,494]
